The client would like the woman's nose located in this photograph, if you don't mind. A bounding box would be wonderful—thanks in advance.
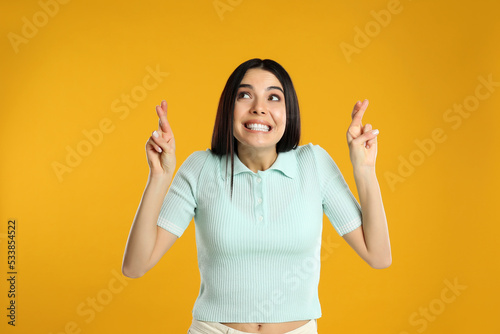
[252,109,266,115]
[251,99,267,115]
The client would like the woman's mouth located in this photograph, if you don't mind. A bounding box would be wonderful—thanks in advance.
[244,123,271,132]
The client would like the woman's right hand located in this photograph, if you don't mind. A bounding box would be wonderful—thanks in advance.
[146,100,176,177]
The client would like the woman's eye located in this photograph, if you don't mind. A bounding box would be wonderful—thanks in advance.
[238,92,250,99]
[269,95,280,101]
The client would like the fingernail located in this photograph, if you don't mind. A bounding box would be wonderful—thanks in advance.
[372,129,379,135]
[153,130,159,138]
[156,147,162,153]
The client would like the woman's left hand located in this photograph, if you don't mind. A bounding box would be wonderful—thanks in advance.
[346,99,379,169]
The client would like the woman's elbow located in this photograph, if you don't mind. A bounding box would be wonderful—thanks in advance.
[121,265,145,279]
[368,256,392,269]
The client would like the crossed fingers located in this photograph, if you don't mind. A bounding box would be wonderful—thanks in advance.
[155,100,173,142]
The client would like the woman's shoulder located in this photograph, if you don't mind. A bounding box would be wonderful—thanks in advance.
[183,148,213,161]
[293,143,330,160]
[292,143,340,174]
[177,148,217,174]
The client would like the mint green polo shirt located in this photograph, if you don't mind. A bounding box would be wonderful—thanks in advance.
[157,143,363,323]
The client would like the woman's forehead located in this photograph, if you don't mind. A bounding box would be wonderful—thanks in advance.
[240,68,282,87]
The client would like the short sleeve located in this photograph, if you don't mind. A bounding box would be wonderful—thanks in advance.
[312,145,363,236]
[157,150,210,237]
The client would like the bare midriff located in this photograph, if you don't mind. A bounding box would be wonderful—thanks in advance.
[220,319,310,333]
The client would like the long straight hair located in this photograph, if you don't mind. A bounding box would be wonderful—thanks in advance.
[211,58,301,198]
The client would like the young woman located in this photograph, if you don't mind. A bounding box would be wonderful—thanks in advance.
[122,58,391,334]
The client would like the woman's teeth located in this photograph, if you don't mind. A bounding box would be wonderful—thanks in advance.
[245,123,270,132]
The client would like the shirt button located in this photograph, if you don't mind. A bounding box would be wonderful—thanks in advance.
[256,178,262,183]
[258,216,263,221]
[257,198,262,204]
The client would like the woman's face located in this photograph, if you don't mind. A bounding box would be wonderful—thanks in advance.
[233,68,286,153]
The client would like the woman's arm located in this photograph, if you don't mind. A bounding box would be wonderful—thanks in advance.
[343,168,391,269]
[122,173,177,278]
[343,99,391,269]
[122,100,178,278]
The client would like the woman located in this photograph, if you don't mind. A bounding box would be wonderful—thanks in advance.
[122,58,391,334]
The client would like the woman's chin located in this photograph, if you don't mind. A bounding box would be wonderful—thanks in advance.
[236,141,278,153]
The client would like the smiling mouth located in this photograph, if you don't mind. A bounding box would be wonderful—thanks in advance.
[244,123,271,132]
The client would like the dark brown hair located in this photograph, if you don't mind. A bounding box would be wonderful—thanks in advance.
[211,58,301,197]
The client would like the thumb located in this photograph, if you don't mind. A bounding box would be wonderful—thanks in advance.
[363,124,379,148]
[355,123,378,146]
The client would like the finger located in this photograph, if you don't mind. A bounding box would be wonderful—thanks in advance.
[363,123,372,133]
[151,131,164,153]
[366,136,377,148]
[351,99,368,121]
[156,102,166,131]
[350,99,369,127]
[354,127,378,147]
[365,125,378,147]
[147,135,163,153]
[362,124,372,147]
[156,100,173,138]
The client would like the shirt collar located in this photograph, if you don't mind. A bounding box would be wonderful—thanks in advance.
[219,149,298,180]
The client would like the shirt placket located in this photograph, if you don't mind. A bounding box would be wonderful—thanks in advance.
[254,172,265,225]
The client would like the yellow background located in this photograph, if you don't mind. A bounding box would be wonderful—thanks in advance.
[1,0,499,333]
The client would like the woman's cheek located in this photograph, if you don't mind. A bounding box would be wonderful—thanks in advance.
[277,109,287,125]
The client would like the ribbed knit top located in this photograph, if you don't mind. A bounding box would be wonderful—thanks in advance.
[157,143,363,323]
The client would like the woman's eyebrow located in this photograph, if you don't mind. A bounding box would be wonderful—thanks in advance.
[238,84,284,93]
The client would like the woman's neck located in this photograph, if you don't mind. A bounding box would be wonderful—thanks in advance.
[236,146,278,173]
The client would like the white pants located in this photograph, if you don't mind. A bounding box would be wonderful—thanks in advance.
[187,318,318,334]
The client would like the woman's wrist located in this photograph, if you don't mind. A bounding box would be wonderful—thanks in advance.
[353,165,376,177]
[148,171,173,188]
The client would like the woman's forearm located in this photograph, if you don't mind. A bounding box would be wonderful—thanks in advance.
[353,167,392,268]
[122,172,172,277]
